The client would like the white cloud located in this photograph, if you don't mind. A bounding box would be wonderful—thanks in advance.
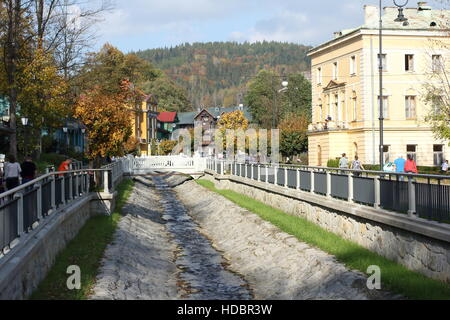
[99,0,249,37]
[229,10,319,43]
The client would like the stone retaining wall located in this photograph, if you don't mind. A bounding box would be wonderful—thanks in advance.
[0,192,116,300]
[203,173,450,283]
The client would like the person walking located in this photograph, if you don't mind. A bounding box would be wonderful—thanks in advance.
[404,155,418,174]
[394,154,406,180]
[4,155,21,190]
[21,156,37,185]
[441,160,448,175]
[339,153,349,174]
[350,155,365,176]
[57,158,72,176]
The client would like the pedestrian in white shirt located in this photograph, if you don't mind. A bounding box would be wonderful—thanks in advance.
[442,160,449,174]
[4,155,21,190]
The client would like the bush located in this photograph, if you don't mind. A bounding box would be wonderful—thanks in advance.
[39,153,67,168]
[327,159,339,168]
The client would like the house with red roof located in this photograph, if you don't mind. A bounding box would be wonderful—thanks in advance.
[157,112,179,140]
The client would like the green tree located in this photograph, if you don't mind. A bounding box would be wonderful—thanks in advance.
[243,70,276,128]
[278,113,309,157]
[282,73,312,121]
[140,76,191,112]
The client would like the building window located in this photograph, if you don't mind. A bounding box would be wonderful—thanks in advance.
[407,145,417,163]
[433,145,444,166]
[333,62,338,80]
[317,67,322,84]
[405,96,416,119]
[352,95,357,121]
[318,103,323,122]
[334,94,339,121]
[383,145,390,164]
[378,54,387,71]
[350,56,356,75]
[432,54,443,72]
[405,54,414,72]
[378,96,389,119]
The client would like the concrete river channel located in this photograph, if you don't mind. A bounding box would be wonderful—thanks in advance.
[152,175,253,300]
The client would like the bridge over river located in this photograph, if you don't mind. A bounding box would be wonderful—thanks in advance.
[0,156,449,299]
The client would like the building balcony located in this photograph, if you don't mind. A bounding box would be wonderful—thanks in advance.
[308,121,350,133]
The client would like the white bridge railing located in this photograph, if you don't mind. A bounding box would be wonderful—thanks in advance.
[129,156,207,174]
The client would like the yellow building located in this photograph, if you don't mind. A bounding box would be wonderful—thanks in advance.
[130,94,158,156]
[308,3,450,167]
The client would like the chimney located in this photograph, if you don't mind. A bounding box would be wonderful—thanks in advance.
[364,5,379,26]
[418,2,432,10]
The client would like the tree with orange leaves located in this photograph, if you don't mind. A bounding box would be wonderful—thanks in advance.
[74,80,135,163]
[278,113,309,157]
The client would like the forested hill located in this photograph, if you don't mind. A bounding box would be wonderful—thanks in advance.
[135,42,312,110]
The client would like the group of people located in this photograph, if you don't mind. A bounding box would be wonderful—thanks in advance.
[338,153,421,175]
[0,154,73,194]
[0,155,37,193]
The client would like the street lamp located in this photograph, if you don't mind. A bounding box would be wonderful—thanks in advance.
[21,117,29,156]
[272,76,289,128]
[379,0,409,169]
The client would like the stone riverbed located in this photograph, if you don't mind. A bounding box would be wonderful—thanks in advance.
[90,173,399,300]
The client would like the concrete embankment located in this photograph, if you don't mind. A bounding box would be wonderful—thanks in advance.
[174,179,398,300]
[91,173,398,300]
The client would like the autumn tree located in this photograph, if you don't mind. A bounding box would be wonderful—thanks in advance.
[216,110,249,152]
[278,113,309,158]
[74,80,134,164]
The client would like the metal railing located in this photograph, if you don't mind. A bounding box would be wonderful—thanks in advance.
[207,159,450,224]
[0,158,130,259]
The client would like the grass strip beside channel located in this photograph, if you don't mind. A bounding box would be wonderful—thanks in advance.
[196,179,450,300]
[30,178,135,300]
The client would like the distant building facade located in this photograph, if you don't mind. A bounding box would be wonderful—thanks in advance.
[307,3,450,167]
[130,94,158,156]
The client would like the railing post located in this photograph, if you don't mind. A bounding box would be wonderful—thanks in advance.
[266,165,269,184]
[297,169,300,190]
[35,182,43,220]
[258,165,261,182]
[407,176,416,217]
[326,171,332,198]
[311,169,315,194]
[245,163,247,178]
[51,174,56,210]
[348,173,354,203]
[61,174,66,205]
[274,166,278,185]
[374,176,381,209]
[251,164,254,180]
[284,167,288,188]
[14,192,24,237]
[104,170,110,194]
[69,173,73,201]
[221,161,224,175]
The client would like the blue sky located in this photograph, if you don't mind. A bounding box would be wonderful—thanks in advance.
[94,0,444,52]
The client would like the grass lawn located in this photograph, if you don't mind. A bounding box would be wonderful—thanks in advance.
[30,178,135,300]
[196,179,450,300]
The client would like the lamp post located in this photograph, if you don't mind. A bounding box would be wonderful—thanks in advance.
[21,117,29,156]
[62,126,69,153]
[272,76,289,128]
[81,128,86,154]
[379,0,409,169]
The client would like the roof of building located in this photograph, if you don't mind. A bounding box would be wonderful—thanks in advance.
[157,112,178,123]
[309,4,450,55]
[177,106,253,125]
